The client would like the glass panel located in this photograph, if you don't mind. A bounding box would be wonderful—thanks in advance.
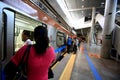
[56,32,65,47]
[14,13,41,52]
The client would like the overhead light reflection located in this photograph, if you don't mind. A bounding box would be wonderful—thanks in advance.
[56,0,73,26]
[82,5,84,8]
[116,10,120,13]
[82,11,84,13]
[57,0,90,29]
[101,2,105,5]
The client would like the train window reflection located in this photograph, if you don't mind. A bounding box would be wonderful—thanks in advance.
[56,31,64,47]
[14,13,41,52]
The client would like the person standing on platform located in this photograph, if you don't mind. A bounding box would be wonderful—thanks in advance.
[75,38,79,49]
[67,36,72,53]
[73,38,77,54]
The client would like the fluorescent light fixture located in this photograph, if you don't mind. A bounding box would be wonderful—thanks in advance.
[82,11,84,13]
[101,2,105,5]
[56,0,73,26]
[57,0,91,29]
[16,18,30,24]
[42,16,48,21]
[116,10,120,13]
[72,18,84,29]
[82,5,84,8]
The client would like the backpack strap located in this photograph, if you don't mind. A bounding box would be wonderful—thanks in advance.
[18,45,31,70]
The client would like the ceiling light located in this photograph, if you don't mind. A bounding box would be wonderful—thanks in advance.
[101,2,105,7]
[16,18,30,24]
[101,2,105,5]
[57,0,90,29]
[43,16,48,21]
[116,10,120,13]
[57,0,73,26]
[82,5,84,8]
[82,0,84,1]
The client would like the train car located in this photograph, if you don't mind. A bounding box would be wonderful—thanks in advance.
[0,1,68,79]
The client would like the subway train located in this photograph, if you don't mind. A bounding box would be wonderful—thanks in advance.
[0,1,71,79]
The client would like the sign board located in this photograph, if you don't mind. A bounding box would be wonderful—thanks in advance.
[105,35,111,39]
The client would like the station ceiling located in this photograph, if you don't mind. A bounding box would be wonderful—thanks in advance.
[45,0,120,36]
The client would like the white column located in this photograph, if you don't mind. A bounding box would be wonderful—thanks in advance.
[101,0,117,58]
[89,7,96,45]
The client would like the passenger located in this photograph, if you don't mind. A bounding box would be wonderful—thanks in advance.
[22,30,33,45]
[67,36,72,53]
[73,38,78,54]
[76,38,79,48]
[5,26,56,80]
[71,38,74,52]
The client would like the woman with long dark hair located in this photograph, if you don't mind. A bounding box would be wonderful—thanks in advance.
[5,25,56,80]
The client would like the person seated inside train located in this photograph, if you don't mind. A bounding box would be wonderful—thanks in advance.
[22,30,33,45]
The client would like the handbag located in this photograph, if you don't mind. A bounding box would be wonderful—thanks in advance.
[48,67,54,79]
[4,45,31,80]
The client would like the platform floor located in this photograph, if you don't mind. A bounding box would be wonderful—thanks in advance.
[50,43,120,80]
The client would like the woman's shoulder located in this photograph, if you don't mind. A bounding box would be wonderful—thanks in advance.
[48,46,54,50]
[16,45,27,52]
[47,46,55,52]
[18,45,33,52]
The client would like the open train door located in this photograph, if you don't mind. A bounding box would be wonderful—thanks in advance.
[0,2,15,80]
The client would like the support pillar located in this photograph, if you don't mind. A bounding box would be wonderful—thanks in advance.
[101,0,117,58]
[89,7,96,45]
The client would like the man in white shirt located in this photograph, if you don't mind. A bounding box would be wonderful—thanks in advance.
[22,30,33,45]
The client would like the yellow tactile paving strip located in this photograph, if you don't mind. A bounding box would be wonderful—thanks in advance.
[51,61,60,70]
[59,54,76,80]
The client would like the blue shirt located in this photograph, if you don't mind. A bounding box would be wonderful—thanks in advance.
[67,37,72,45]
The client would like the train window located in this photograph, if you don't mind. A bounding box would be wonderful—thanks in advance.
[14,13,41,52]
[115,13,120,26]
[56,31,65,47]
[14,28,34,51]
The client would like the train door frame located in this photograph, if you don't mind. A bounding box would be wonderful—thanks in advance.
[0,2,16,79]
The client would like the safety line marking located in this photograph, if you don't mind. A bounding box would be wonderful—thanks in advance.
[59,54,76,80]
[51,52,67,70]
[51,61,59,70]
[84,46,102,80]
